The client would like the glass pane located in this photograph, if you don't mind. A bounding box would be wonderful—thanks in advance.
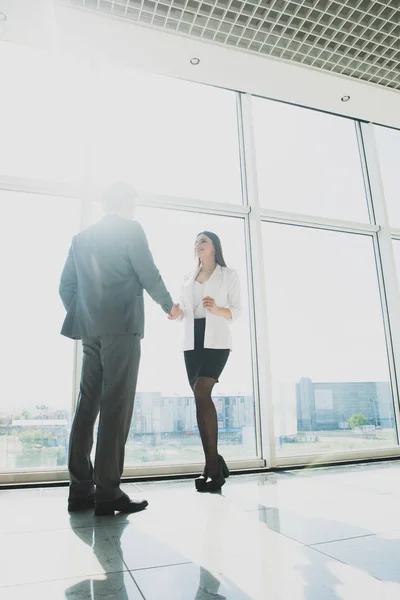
[262,223,397,457]
[0,43,86,182]
[0,191,80,471]
[252,98,369,222]
[394,240,400,290]
[374,125,400,228]
[95,207,256,465]
[90,63,242,203]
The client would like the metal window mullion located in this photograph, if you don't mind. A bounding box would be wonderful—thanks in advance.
[275,446,400,468]
[235,94,263,463]
[238,92,276,469]
[137,192,249,217]
[71,61,99,422]
[0,176,82,199]
[259,208,379,235]
[360,121,400,446]
[355,121,376,226]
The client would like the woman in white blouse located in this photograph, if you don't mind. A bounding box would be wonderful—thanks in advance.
[169,231,241,492]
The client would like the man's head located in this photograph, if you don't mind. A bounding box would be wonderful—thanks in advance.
[101,182,137,219]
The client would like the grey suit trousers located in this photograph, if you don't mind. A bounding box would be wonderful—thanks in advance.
[68,334,141,502]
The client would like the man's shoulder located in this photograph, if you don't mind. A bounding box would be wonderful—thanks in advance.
[75,217,143,240]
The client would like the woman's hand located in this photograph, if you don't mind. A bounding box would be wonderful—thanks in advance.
[203,297,232,319]
[203,296,219,315]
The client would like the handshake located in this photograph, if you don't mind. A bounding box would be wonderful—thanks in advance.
[168,303,183,321]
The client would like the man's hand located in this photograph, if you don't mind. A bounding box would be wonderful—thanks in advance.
[168,303,182,320]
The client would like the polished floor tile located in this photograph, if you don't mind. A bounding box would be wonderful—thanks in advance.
[2,460,400,599]
[1,572,143,600]
[106,522,191,570]
[132,545,400,600]
[0,525,126,587]
[132,562,255,600]
[0,484,145,534]
[313,529,400,583]
[248,506,369,544]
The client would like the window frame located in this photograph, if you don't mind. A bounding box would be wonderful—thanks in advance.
[1,70,400,484]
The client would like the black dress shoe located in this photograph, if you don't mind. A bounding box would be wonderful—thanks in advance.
[68,495,95,512]
[95,492,148,516]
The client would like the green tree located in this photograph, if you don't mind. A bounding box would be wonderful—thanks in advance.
[18,429,56,448]
[348,413,369,430]
[15,410,33,420]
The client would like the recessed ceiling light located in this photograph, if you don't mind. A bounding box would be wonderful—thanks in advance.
[341,95,351,102]
[190,57,200,66]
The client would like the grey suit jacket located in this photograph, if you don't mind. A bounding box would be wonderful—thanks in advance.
[59,214,173,340]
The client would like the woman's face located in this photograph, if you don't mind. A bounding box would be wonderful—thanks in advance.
[195,234,215,261]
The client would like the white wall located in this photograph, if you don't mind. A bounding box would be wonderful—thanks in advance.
[1,1,400,128]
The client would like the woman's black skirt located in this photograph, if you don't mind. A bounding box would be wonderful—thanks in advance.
[184,318,230,389]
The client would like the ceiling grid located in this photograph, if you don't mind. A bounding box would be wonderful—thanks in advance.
[62,0,400,90]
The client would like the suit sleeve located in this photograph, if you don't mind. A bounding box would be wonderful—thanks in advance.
[226,269,242,323]
[127,221,173,314]
[59,244,77,311]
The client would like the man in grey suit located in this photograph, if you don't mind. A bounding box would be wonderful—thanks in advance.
[59,182,179,516]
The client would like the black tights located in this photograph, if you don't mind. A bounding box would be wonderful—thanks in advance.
[192,377,219,477]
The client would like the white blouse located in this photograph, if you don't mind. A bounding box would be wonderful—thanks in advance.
[193,281,207,318]
[178,265,241,351]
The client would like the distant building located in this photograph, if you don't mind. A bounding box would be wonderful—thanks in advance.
[131,392,255,435]
[297,378,394,430]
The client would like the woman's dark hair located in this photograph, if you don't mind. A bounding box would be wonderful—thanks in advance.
[196,231,227,267]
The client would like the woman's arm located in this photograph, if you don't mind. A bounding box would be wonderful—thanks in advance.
[226,269,241,323]
[203,270,241,320]
[215,307,232,319]
[202,297,232,319]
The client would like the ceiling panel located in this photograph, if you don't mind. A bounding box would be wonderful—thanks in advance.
[60,0,400,90]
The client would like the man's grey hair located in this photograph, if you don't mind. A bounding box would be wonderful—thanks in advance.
[101,182,138,213]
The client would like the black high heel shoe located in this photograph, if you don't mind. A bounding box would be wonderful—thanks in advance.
[194,466,208,491]
[196,456,230,492]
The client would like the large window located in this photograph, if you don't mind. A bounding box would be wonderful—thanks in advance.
[0,43,86,183]
[262,223,397,457]
[91,204,257,465]
[394,240,400,294]
[252,98,369,222]
[374,125,400,228]
[89,63,243,204]
[2,42,400,480]
[0,191,80,471]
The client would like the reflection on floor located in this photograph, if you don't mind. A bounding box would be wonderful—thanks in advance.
[1,460,400,598]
